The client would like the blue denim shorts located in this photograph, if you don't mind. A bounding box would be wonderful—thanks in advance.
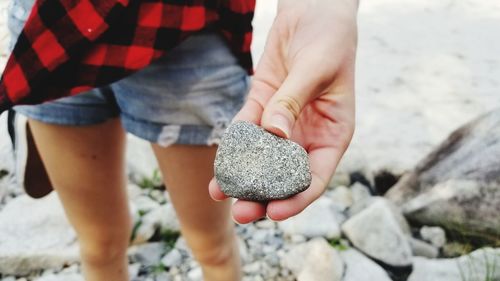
[9,0,249,146]
[12,31,250,146]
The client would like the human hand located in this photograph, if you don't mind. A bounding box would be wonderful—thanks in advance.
[209,0,358,223]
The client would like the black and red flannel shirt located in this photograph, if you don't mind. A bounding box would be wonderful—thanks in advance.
[0,0,255,114]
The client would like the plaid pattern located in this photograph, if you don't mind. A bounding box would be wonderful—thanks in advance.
[0,0,255,113]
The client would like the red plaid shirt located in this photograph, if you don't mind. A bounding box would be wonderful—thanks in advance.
[0,0,255,113]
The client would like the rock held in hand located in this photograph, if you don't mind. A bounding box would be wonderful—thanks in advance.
[214,121,311,201]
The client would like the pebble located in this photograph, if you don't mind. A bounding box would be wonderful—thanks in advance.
[420,226,447,248]
[187,267,202,281]
[161,249,183,268]
[128,242,166,267]
[214,121,311,201]
[408,237,439,259]
[278,197,341,239]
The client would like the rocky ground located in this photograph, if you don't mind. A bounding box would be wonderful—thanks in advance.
[1,0,500,281]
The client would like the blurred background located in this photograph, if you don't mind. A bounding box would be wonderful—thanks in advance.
[0,0,499,281]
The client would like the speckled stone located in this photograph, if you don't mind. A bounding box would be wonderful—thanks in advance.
[214,121,311,201]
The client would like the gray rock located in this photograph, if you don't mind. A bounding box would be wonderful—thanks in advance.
[128,242,166,267]
[408,237,439,259]
[131,203,180,244]
[237,237,250,263]
[128,263,141,279]
[325,185,354,211]
[161,249,183,268]
[214,121,311,201]
[350,182,372,203]
[420,226,447,248]
[327,172,351,189]
[386,109,500,242]
[341,198,413,267]
[152,272,172,281]
[243,261,262,274]
[255,219,276,229]
[282,238,344,281]
[408,247,500,281]
[133,195,161,213]
[33,273,83,281]
[340,249,392,281]
[126,134,160,184]
[187,267,202,281]
[0,193,79,275]
[278,197,341,239]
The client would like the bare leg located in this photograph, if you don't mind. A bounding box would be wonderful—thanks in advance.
[28,118,131,281]
[151,145,241,281]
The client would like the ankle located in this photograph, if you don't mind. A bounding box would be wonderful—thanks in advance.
[195,238,242,281]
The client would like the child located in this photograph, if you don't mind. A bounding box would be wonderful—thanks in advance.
[1,0,359,280]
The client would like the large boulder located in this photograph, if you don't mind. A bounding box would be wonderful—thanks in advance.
[408,247,500,281]
[341,198,413,267]
[0,193,79,275]
[386,109,500,242]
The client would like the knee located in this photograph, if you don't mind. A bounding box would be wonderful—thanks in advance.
[79,229,131,266]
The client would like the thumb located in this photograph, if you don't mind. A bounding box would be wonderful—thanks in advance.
[260,64,322,139]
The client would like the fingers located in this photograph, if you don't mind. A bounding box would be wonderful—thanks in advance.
[208,177,228,201]
[232,96,264,125]
[232,200,267,224]
[210,147,346,223]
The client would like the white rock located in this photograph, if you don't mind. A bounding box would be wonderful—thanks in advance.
[327,172,351,190]
[282,238,344,281]
[60,264,79,274]
[340,249,392,281]
[33,273,83,281]
[126,183,143,200]
[408,237,439,259]
[289,234,307,244]
[128,263,141,279]
[126,134,160,183]
[243,261,262,274]
[255,219,276,229]
[132,203,180,244]
[420,226,447,248]
[341,198,412,267]
[161,249,183,268]
[133,195,161,213]
[187,267,203,281]
[128,242,165,267]
[237,237,250,263]
[350,182,372,203]
[0,193,79,275]
[278,197,341,239]
[174,237,191,255]
[408,248,500,281]
[325,185,354,211]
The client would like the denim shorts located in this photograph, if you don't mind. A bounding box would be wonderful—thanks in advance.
[9,1,250,146]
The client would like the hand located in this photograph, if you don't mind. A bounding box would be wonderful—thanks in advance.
[209,0,358,223]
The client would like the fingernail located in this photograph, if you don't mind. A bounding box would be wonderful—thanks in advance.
[270,114,291,138]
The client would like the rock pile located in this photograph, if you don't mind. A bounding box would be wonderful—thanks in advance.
[1,110,500,280]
